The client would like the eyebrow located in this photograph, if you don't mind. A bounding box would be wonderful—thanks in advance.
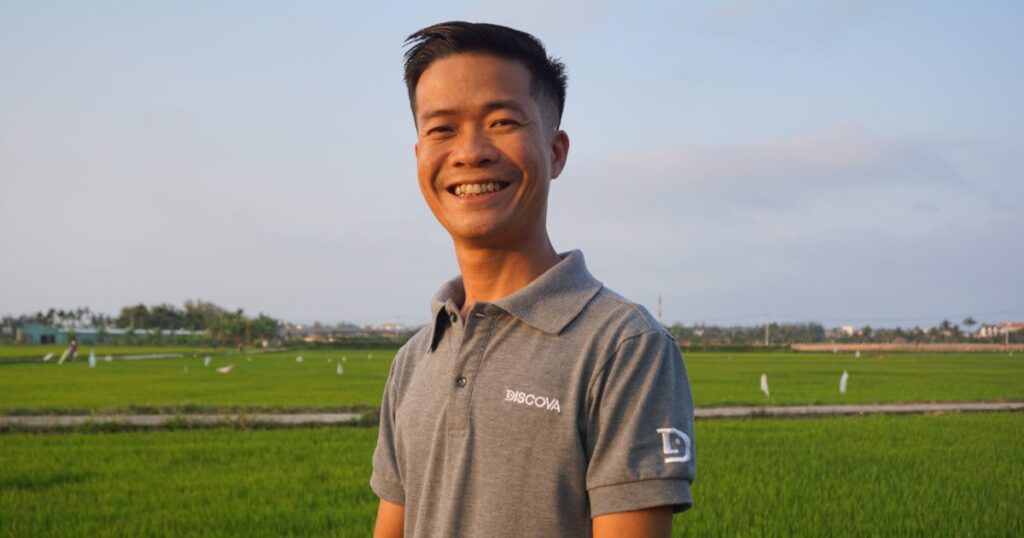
[418,100,529,123]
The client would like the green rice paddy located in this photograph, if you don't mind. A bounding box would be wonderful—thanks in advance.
[0,345,214,362]
[0,348,390,414]
[1,412,1020,537]
[2,345,1021,536]
[0,348,1020,413]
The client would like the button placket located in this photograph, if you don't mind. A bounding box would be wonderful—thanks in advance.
[446,307,496,433]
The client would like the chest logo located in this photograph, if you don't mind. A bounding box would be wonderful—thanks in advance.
[504,388,561,414]
[656,428,692,463]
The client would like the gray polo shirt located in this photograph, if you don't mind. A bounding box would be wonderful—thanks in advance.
[371,250,696,537]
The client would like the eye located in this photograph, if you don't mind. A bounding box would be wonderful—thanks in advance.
[490,118,521,128]
[424,125,454,137]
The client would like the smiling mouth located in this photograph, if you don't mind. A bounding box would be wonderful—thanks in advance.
[448,181,511,197]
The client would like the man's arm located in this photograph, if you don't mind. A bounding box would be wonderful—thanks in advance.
[593,505,673,537]
[373,499,405,538]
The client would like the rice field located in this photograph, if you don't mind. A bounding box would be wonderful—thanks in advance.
[0,345,215,362]
[0,348,1021,413]
[0,349,390,414]
[1,412,1020,537]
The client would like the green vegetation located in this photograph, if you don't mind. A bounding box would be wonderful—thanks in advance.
[685,412,1023,536]
[686,352,1024,406]
[1,350,1021,414]
[0,349,393,414]
[1,413,1020,537]
[0,427,379,537]
[3,300,280,346]
[0,345,216,362]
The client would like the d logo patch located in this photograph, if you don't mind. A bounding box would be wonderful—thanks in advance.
[656,427,692,463]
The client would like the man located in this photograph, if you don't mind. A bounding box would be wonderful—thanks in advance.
[371,22,696,537]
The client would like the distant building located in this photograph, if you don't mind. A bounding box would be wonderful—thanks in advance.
[17,323,63,344]
[15,324,206,345]
[840,325,855,336]
[976,322,1024,338]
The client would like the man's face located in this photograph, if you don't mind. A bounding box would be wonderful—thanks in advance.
[413,53,568,248]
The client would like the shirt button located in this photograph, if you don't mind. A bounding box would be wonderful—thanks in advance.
[449,312,458,324]
[455,375,467,388]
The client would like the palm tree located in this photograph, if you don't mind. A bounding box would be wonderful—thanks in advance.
[962,316,977,338]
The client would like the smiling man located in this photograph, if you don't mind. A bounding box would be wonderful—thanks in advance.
[371,22,696,538]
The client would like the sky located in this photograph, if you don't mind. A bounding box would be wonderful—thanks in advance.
[2,1,1022,328]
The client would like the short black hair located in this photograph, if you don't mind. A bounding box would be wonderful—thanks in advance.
[403,21,568,129]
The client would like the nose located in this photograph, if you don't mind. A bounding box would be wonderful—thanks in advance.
[451,127,499,168]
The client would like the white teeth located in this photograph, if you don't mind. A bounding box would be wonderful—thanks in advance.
[453,182,506,197]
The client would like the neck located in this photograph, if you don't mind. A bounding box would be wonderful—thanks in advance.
[452,230,560,317]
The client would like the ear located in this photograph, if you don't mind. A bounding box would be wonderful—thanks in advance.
[549,130,570,179]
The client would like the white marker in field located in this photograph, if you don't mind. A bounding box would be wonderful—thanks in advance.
[342,356,347,362]
[296,355,304,363]
[840,370,849,394]
[88,351,97,368]
[247,356,251,362]
[42,352,54,362]
[760,373,770,398]
[104,355,112,362]
[337,364,344,375]
[216,364,234,374]
[204,356,211,367]
[854,350,861,358]
[58,349,70,365]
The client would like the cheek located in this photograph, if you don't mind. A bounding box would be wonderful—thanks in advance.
[507,136,548,174]
[416,152,441,187]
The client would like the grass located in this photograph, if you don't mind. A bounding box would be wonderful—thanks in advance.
[686,352,1024,406]
[0,349,393,414]
[0,349,1021,414]
[0,344,217,362]
[0,427,379,537]
[686,412,1023,536]
[1,412,1020,537]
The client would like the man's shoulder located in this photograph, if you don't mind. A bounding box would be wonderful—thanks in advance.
[574,284,671,345]
[395,324,434,361]
[384,324,433,388]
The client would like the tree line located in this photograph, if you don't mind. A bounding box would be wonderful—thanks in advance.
[3,300,280,346]
[666,318,1022,346]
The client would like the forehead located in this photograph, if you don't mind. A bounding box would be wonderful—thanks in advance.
[414,53,535,117]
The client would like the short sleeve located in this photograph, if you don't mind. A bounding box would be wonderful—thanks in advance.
[584,330,696,517]
[370,348,406,506]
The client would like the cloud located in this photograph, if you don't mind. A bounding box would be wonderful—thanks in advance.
[559,127,990,231]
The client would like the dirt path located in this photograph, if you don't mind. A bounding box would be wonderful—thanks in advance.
[1,402,1021,430]
[0,412,363,429]
[694,401,1024,419]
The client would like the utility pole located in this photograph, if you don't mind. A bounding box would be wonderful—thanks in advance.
[658,293,663,326]
[1006,310,1011,349]
[765,322,770,346]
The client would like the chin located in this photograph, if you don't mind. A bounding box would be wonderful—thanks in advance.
[446,220,513,244]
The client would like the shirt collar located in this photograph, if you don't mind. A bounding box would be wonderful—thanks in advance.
[428,250,603,351]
